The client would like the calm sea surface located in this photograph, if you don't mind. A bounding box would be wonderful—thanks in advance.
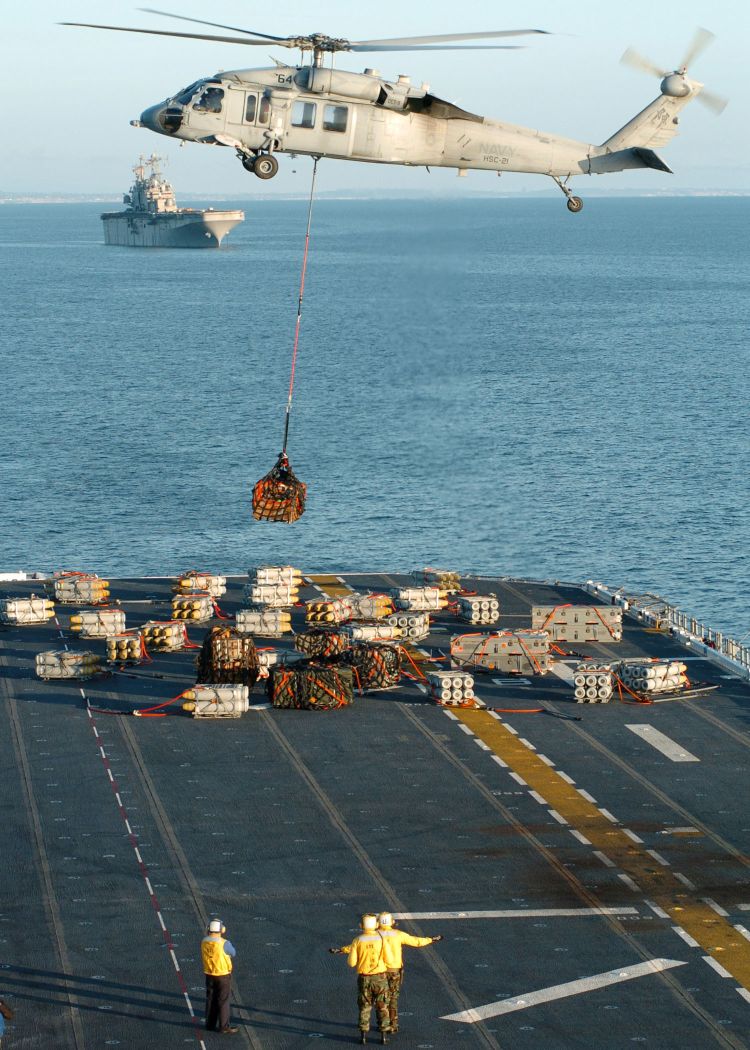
[1,196,748,635]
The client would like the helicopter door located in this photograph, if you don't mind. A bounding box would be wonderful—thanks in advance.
[320,103,353,156]
[188,83,227,135]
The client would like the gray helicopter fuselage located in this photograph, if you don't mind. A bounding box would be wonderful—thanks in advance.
[138,63,700,181]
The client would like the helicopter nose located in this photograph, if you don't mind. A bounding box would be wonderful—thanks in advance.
[140,102,183,136]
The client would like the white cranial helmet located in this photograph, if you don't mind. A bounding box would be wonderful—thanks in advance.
[361,914,378,932]
[377,913,393,928]
[208,919,224,933]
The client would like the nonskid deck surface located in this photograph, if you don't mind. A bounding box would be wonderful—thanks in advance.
[1,572,749,1049]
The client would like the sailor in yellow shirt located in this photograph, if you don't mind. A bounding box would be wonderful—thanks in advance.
[201,919,238,1034]
[330,914,391,1045]
[377,912,442,1034]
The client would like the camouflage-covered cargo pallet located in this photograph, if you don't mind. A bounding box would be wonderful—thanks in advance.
[344,643,401,690]
[269,664,353,709]
[294,628,351,659]
[196,626,259,687]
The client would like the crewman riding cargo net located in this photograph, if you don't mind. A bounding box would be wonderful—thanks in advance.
[252,452,307,523]
[251,159,318,523]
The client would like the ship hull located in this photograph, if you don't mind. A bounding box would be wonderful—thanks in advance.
[101,209,244,248]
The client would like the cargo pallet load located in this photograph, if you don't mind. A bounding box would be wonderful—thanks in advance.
[70,608,126,638]
[0,595,55,625]
[451,630,551,675]
[106,631,147,664]
[252,453,307,523]
[347,593,395,620]
[305,597,352,625]
[46,572,110,606]
[572,664,614,703]
[141,620,192,652]
[236,607,292,637]
[36,650,103,680]
[196,626,259,687]
[427,670,476,707]
[531,605,622,643]
[345,643,401,691]
[385,611,430,641]
[295,628,350,658]
[246,565,302,608]
[173,572,227,598]
[617,659,689,698]
[455,594,500,625]
[172,592,215,623]
[182,684,250,718]
[393,587,446,612]
[414,568,462,594]
[344,622,401,643]
[269,664,353,710]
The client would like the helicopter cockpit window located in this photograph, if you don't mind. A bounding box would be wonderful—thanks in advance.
[323,104,348,133]
[244,94,257,123]
[291,100,317,129]
[174,80,203,105]
[193,86,224,114]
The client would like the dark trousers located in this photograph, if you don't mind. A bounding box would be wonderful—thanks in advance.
[205,973,232,1031]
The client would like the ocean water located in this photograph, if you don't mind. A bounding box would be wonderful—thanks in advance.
[1,196,748,636]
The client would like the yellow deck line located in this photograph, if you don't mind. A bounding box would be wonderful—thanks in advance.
[457,708,750,990]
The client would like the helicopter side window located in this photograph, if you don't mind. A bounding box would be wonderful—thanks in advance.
[244,94,257,123]
[258,96,270,124]
[291,101,317,129]
[323,104,348,133]
[194,87,224,114]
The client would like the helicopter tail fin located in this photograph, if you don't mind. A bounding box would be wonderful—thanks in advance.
[601,83,702,152]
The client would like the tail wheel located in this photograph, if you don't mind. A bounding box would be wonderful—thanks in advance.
[254,154,279,180]
[567,196,584,213]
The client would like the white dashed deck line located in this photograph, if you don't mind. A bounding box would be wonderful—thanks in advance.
[505,724,519,736]
[519,738,536,750]
[548,809,568,825]
[646,901,670,920]
[558,771,576,785]
[594,851,616,868]
[570,830,591,846]
[458,724,475,736]
[618,873,641,893]
[538,754,554,767]
[599,808,618,824]
[579,789,598,804]
[549,662,576,684]
[646,850,670,867]
[702,956,733,979]
[674,872,697,890]
[394,907,639,920]
[443,710,459,721]
[529,790,547,805]
[737,988,750,1005]
[416,683,428,694]
[626,725,700,763]
[474,739,491,752]
[702,898,729,917]
[491,755,508,769]
[441,959,687,1022]
[672,927,700,948]
[734,925,750,943]
[622,829,643,844]
[509,772,527,786]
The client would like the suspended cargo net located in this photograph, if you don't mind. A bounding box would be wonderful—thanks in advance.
[269,663,353,710]
[195,626,260,687]
[252,452,307,523]
[251,159,318,523]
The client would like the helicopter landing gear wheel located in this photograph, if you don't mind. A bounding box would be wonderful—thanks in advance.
[241,154,257,173]
[567,195,583,213]
[254,154,279,180]
[551,175,583,214]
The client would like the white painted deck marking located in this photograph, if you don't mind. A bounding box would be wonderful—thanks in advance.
[618,873,641,892]
[509,772,527,786]
[646,901,669,920]
[623,829,643,844]
[558,771,576,785]
[734,925,750,943]
[441,959,686,1022]
[570,830,591,846]
[675,872,697,890]
[548,809,568,825]
[646,849,670,867]
[549,662,576,684]
[703,898,729,918]
[394,908,639,921]
[594,851,616,868]
[491,755,508,769]
[599,808,618,824]
[672,927,700,948]
[738,988,750,1005]
[579,789,598,804]
[703,956,733,979]
[458,724,475,736]
[626,725,700,763]
[529,790,547,805]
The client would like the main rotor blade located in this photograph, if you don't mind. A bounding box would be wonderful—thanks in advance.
[620,47,667,79]
[353,29,548,47]
[139,8,285,42]
[350,43,526,52]
[698,88,728,114]
[60,22,290,46]
[680,26,715,71]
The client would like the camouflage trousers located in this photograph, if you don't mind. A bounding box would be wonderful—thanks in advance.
[357,973,390,1032]
[385,969,404,1030]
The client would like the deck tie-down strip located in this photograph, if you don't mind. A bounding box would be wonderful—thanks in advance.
[454,708,750,994]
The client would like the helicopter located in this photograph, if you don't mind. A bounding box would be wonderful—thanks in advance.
[64,12,726,212]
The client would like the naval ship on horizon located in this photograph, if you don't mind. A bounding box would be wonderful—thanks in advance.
[100,153,244,248]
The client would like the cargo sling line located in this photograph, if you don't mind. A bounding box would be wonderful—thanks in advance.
[252,158,319,523]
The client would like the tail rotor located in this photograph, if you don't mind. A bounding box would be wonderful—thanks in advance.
[621,26,727,114]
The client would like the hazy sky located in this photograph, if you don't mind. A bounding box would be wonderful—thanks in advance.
[4,1,747,194]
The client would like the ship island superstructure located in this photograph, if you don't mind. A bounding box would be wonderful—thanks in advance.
[101,154,244,248]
